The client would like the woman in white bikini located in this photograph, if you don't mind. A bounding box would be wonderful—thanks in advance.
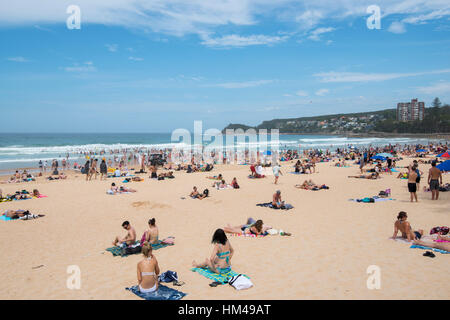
[137,242,160,293]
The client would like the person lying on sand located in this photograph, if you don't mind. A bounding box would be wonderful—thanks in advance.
[212,179,229,189]
[113,221,136,246]
[192,229,234,274]
[348,172,379,179]
[137,241,160,293]
[224,218,290,236]
[224,219,266,236]
[295,179,320,190]
[143,218,159,245]
[207,174,223,180]
[3,209,45,220]
[272,190,284,208]
[391,211,423,241]
[413,239,450,252]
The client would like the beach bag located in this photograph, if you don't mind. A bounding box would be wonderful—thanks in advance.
[124,245,142,255]
[228,274,253,290]
[159,270,178,283]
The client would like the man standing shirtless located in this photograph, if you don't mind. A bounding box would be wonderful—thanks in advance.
[428,161,442,200]
[113,221,136,247]
[407,165,418,202]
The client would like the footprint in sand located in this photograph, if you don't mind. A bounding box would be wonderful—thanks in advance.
[132,201,171,209]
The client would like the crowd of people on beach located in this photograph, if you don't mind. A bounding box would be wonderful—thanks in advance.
[1,141,449,296]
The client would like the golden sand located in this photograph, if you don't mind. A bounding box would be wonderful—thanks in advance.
[0,158,448,299]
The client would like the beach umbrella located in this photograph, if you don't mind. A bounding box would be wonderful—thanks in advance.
[263,150,272,156]
[436,160,450,172]
[416,149,427,153]
[371,155,387,161]
[375,153,393,158]
[437,152,450,158]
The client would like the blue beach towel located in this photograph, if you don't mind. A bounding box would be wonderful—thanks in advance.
[191,267,249,284]
[410,244,449,254]
[0,215,12,221]
[125,284,186,300]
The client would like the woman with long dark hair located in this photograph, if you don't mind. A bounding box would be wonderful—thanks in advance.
[192,229,234,274]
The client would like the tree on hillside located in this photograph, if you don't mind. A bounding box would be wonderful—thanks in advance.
[432,97,442,108]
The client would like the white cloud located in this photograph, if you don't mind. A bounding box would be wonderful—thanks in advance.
[296,90,308,96]
[201,34,288,47]
[0,1,449,44]
[105,44,118,52]
[63,61,96,72]
[307,27,335,41]
[7,56,29,63]
[315,88,329,96]
[417,81,450,94]
[128,56,144,61]
[388,21,406,34]
[207,79,274,88]
[314,69,450,83]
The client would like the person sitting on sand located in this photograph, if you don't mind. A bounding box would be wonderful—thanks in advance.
[190,186,200,198]
[32,189,41,197]
[348,172,379,179]
[192,228,234,274]
[113,221,136,247]
[391,211,423,241]
[397,172,408,179]
[231,177,240,189]
[272,190,284,208]
[137,241,160,293]
[143,218,159,245]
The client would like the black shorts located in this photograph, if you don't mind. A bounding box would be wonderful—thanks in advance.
[408,183,417,193]
[414,231,422,240]
[429,179,439,191]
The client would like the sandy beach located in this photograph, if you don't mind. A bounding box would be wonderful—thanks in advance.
[0,157,448,300]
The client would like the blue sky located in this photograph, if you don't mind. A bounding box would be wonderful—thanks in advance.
[0,0,449,133]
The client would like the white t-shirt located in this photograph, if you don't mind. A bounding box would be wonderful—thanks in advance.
[273,165,281,176]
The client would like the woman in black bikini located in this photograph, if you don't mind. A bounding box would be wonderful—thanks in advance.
[392,211,423,241]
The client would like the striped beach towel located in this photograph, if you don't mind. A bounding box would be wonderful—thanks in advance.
[191,267,249,284]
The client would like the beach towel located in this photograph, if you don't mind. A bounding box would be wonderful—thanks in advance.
[191,267,250,284]
[106,240,172,257]
[289,172,305,175]
[0,215,12,221]
[410,244,449,254]
[348,197,395,203]
[256,202,294,210]
[229,232,267,238]
[125,284,186,300]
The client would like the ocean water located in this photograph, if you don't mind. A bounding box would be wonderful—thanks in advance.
[0,133,434,171]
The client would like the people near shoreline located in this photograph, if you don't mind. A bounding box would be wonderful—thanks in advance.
[192,228,234,274]
[392,211,423,242]
[113,221,136,247]
[137,241,160,293]
[100,159,107,181]
[428,161,442,200]
[84,159,90,181]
